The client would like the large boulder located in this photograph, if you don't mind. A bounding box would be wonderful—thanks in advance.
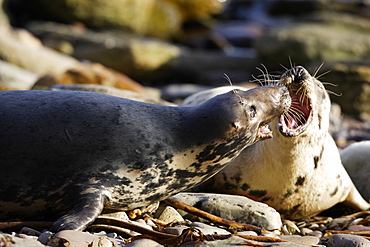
[320,61,370,115]
[254,12,370,69]
[28,22,257,84]
[9,0,226,39]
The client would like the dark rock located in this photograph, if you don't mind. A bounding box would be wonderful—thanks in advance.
[326,233,370,247]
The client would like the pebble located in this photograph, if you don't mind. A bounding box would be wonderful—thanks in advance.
[194,236,248,247]
[300,227,313,235]
[236,231,258,236]
[20,227,41,236]
[125,238,164,247]
[14,233,38,240]
[307,230,323,238]
[0,233,45,247]
[348,224,370,231]
[37,231,53,244]
[37,231,53,245]
[283,219,301,235]
[325,233,370,247]
[326,217,353,229]
[318,224,327,232]
[102,211,130,221]
[195,235,318,247]
[163,225,190,235]
[171,193,282,230]
[260,232,280,239]
[157,206,185,224]
[47,230,125,247]
[279,235,320,245]
[190,222,231,235]
[309,223,320,230]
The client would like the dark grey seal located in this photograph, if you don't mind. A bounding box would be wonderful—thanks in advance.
[0,86,290,231]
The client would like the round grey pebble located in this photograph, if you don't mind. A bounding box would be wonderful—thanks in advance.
[37,231,53,245]
[326,234,370,247]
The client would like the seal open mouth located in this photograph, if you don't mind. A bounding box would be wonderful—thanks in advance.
[278,88,312,137]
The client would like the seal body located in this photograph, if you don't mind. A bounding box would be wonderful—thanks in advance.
[186,66,370,219]
[341,141,370,200]
[0,87,290,231]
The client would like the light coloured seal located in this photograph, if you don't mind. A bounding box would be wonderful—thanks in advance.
[182,66,370,219]
[0,86,290,231]
[341,141,370,200]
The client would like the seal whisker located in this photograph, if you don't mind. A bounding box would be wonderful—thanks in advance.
[315,70,331,80]
[224,73,245,105]
[251,74,264,86]
[326,90,342,97]
[321,81,338,87]
[256,64,277,86]
[312,62,325,78]
[280,63,289,72]
[255,66,269,86]
[288,57,296,70]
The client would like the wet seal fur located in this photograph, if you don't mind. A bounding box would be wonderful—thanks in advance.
[0,86,290,231]
[183,66,370,219]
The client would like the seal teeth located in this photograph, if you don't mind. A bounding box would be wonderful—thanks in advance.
[278,87,311,137]
[258,124,273,139]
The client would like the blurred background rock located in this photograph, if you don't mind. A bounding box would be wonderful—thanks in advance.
[1,0,370,142]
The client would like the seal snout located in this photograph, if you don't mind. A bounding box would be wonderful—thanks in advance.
[283,66,311,85]
[254,85,291,140]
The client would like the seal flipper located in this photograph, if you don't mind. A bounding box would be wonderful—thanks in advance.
[343,182,370,211]
[50,189,109,232]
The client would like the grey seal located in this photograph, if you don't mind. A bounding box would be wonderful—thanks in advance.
[0,86,290,231]
[183,66,370,219]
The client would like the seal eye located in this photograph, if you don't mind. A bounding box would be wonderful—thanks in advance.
[249,106,256,118]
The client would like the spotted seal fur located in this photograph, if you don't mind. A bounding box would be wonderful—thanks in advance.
[0,86,290,231]
[183,66,370,219]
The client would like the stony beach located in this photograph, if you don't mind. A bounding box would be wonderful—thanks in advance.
[1,0,370,246]
[2,193,370,246]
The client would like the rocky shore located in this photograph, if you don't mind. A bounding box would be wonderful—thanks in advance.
[2,193,370,246]
[1,0,370,246]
